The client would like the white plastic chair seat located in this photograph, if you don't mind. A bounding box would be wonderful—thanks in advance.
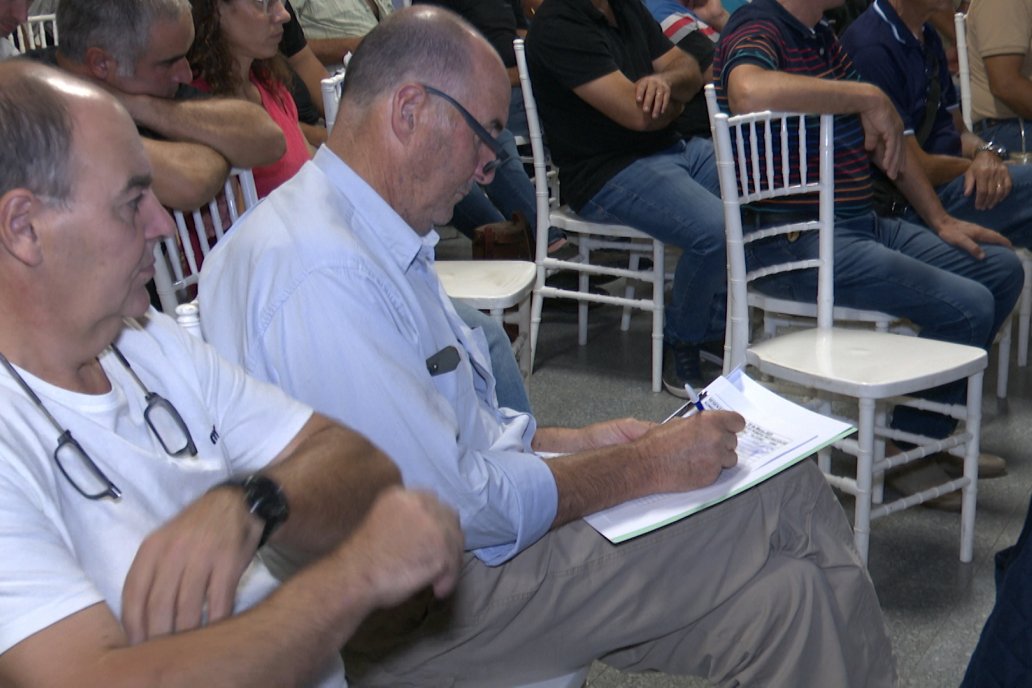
[549,206,647,239]
[435,260,535,308]
[435,260,536,379]
[513,667,590,688]
[748,328,986,395]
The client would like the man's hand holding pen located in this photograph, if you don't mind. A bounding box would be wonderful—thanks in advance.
[634,410,745,492]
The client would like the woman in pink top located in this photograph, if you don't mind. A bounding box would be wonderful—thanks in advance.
[189,0,312,198]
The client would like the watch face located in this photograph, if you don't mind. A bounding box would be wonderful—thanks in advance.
[245,475,289,523]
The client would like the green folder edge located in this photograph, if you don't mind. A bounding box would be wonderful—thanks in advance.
[608,427,857,543]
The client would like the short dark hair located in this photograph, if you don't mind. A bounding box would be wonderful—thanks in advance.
[58,0,189,76]
[343,6,477,108]
[0,63,76,204]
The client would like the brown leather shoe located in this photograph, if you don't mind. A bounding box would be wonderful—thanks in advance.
[886,461,963,512]
[936,451,1007,480]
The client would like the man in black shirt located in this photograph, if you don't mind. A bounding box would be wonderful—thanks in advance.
[526,0,726,395]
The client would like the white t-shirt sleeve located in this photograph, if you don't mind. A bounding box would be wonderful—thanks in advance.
[0,468,104,654]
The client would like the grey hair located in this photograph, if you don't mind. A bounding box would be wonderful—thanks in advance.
[342,6,478,108]
[0,63,76,204]
[57,0,190,76]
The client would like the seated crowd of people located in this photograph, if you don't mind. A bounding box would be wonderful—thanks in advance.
[0,0,1030,685]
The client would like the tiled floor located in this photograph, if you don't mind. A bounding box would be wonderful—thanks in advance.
[437,231,1032,688]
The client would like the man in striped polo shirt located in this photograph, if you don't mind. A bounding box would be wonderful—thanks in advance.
[713,0,1024,501]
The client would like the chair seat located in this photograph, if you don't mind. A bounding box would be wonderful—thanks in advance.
[435,260,536,310]
[748,328,987,397]
[550,206,645,239]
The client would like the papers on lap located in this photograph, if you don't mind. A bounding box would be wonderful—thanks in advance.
[583,369,855,543]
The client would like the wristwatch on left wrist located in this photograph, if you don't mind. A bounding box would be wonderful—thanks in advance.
[976,141,1009,161]
[218,474,290,548]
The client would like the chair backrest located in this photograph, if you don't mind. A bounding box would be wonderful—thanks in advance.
[704,84,835,369]
[152,168,260,313]
[955,12,973,131]
[14,14,57,53]
[320,67,347,132]
[513,38,556,266]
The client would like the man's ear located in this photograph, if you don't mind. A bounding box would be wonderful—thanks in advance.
[0,190,46,267]
[83,46,118,81]
[390,83,429,144]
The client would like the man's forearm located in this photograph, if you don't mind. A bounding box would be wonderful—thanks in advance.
[656,49,703,104]
[895,144,952,230]
[264,415,402,558]
[911,136,971,186]
[145,138,230,211]
[123,94,286,169]
[6,489,456,688]
[727,65,884,116]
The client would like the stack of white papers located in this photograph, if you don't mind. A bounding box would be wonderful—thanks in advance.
[583,369,855,543]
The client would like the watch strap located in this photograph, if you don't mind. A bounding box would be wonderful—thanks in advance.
[217,474,289,549]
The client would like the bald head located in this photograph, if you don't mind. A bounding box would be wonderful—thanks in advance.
[0,61,135,205]
[342,6,505,110]
[0,62,80,205]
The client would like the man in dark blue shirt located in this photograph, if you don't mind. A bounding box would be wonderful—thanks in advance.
[842,0,1032,248]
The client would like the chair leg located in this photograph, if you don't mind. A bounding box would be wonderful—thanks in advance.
[621,252,640,332]
[1019,255,1032,367]
[517,297,532,379]
[853,397,876,565]
[996,314,1012,412]
[530,284,545,371]
[961,372,983,563]
[652,240,665,393]
[577,246,589,347]
[872,405,888,505]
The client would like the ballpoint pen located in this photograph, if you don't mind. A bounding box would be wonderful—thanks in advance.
[662,384,708,423]
[684,383,706,413]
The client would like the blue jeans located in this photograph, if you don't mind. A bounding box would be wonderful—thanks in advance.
[450,128,563,246]
[450,186,505,239]
[452,300,531,414]
[973,118,1032,157]
[578,138,727,345]
[746,211,1023,438]
[508,86,529,141]
[901,162,1032,249]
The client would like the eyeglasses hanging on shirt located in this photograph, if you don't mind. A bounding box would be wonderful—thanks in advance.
[0,346,197,501]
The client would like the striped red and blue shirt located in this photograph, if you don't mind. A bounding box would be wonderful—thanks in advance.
[713,0,874,219]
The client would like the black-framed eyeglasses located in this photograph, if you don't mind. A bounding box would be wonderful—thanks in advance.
[0,345,198,501]
[422,84,509,174]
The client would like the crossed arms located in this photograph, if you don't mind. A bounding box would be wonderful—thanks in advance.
[0,414,462,688]
[119,93,287,210]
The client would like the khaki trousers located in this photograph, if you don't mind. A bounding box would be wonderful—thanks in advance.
[346,461,897,687]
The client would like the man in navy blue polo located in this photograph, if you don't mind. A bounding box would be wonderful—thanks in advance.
[842,0,1032,250]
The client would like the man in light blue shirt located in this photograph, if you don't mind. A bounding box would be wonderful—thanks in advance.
[200,6,895,686]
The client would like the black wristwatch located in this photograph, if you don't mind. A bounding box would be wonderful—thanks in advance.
[219,474,289,548]
[976,141,1009,161]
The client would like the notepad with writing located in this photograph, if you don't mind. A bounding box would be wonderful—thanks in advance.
[583,369,855,543]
